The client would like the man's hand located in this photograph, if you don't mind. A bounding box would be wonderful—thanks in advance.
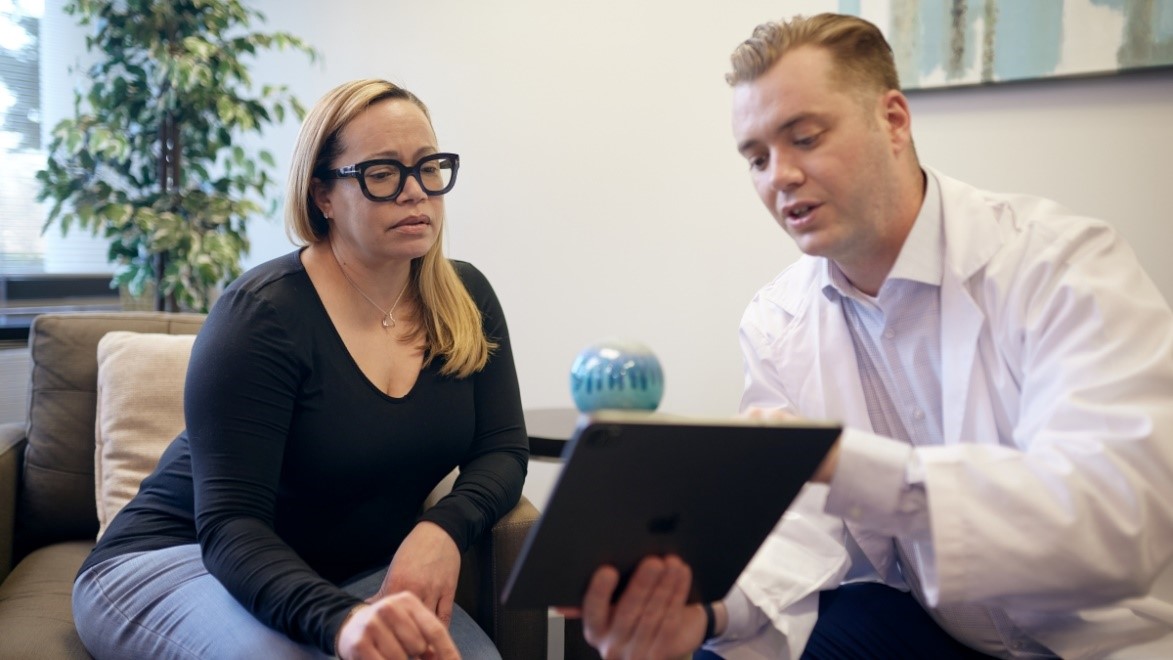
[567,555,707,660]
[744,406,841,484]
[373,521,461,625]
[336,593,460,660]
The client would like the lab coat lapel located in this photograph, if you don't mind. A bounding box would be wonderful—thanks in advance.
[795,289,871,430]
[940,273,984,444]
[935,169,1003,444]
[788,272,900,581]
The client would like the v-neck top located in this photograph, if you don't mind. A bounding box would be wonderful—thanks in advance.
[79,250,529,653]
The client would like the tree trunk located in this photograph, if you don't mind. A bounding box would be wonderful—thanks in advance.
[155,112,182,311]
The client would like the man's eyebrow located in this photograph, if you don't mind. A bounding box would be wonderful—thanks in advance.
[737,113,815,153]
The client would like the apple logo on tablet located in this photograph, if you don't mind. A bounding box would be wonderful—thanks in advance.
[647,513,680,535]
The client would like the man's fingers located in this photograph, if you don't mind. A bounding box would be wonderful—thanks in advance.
[662,556,692,605]
[628,556,692,656]
[606,557,668,645]
[743,406,798,421]
[581,566,621,644]
[576,557,701,660]
[657,558,698,655]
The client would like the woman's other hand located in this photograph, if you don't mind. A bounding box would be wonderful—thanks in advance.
[337,593,460,660]
[374,521,462,625]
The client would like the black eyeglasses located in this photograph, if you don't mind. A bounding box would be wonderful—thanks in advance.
[316,152,460,202]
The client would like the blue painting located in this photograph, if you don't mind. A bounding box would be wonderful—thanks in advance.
[842,0,1173,90]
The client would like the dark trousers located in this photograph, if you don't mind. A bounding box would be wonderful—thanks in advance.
[694,582,993,660]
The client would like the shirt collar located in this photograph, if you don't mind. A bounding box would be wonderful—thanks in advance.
[821,169,943,301]
[886,169,943,287]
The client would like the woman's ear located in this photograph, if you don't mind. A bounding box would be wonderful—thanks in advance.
[310,178,332,220]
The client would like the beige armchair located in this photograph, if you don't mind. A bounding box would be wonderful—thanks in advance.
[0,312,545,658]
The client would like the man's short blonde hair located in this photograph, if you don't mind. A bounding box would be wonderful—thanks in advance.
[727,13,900,97]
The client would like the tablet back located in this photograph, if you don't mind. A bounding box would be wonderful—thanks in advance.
[501,412,840,608]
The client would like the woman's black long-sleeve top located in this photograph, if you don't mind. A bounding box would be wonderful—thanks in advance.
[79,251,529,653]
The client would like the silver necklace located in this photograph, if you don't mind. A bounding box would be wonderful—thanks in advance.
[331,245,410,329]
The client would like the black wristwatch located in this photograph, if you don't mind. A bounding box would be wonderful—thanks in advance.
[701,601,717,641]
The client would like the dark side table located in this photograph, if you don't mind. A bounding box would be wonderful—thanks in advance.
[522,407,602,660]
[524,407,580,460]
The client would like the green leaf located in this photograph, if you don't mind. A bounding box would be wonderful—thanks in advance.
[216,95,233,123]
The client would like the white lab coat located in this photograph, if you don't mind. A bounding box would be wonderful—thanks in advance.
[727,169,1173,659]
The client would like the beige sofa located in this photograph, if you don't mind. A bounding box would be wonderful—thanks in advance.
[0,312,546,658]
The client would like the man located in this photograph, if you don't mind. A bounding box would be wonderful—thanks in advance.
[572,13,1173,660]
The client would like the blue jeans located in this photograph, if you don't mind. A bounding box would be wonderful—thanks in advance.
[73,543,502,659]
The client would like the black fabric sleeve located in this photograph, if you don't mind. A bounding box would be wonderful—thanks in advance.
[184,285,360,654]
[419,262,530,551]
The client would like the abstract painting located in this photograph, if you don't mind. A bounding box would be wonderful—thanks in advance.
[841,0,1173,90]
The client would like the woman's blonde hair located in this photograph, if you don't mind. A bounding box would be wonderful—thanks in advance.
[726,13,900,99]
[285,79,494,378]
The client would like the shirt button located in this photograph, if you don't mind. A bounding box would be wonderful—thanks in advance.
[883,329,895,339]
[913,409,925,420]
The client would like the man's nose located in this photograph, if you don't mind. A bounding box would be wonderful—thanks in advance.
[769,153,804,192]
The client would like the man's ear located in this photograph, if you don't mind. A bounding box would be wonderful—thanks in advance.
[881,89,913,154]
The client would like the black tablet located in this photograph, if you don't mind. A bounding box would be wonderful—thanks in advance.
[501,411,840,608]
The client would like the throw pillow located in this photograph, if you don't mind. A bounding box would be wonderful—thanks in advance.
[94,330,196,539]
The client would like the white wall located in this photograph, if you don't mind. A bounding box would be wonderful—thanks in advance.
[44,1,1173,420]
[241,0,823,419]
[244,0,1173,418]
[908,72,1173,299]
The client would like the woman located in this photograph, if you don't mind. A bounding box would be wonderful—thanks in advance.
[72,79,529,659]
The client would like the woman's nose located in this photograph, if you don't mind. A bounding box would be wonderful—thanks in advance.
[397,172,428,203]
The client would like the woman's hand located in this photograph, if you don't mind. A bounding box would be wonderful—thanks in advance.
[373,521,462,625]
[337,593,460,660]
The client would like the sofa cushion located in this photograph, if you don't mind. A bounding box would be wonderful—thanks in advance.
[20,312,204,557]
[94,331,195,539]
[0,540,93,658]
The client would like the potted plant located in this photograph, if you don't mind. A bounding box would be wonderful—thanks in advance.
[36,0,316,312]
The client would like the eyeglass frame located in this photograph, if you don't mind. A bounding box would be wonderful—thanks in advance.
[315,152,460,202]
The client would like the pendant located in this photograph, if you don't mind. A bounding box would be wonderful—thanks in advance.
[382,313,395,329]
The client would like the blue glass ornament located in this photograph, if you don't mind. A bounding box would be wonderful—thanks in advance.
[569,339,664,413]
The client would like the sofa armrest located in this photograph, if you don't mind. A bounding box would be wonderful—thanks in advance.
[0,422,27,584]
[456,496,546,660]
